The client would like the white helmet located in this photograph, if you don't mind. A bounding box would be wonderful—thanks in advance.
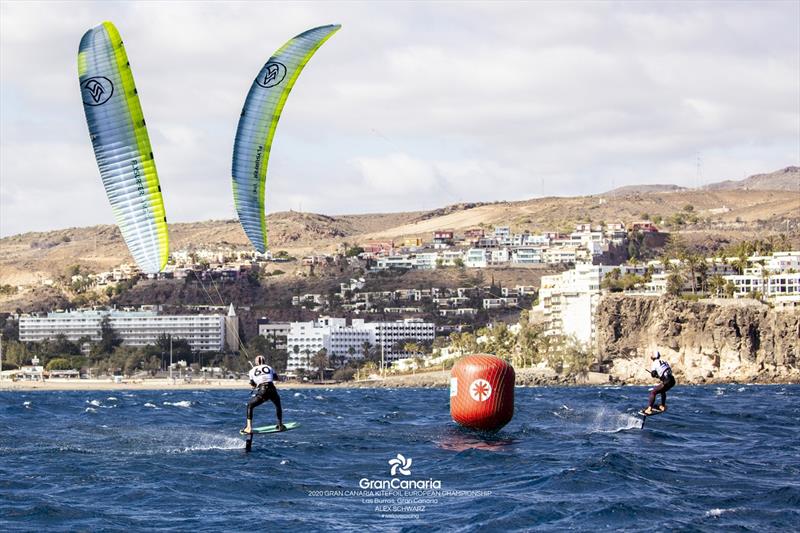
[651,351,661,360]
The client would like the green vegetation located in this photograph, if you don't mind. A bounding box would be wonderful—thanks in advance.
[0,284,18,296]
[345,246,364,257]
[544,335,592,376]
[660,235,707,295]
[450,320,593,377]
[46,357,73,371]
[602,268,645,292]
[721,236,793,263]
[273,250,295,261]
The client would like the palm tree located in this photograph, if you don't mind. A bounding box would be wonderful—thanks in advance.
[707,275,726,297]
[362,341,373,362]
[314,348,328,381]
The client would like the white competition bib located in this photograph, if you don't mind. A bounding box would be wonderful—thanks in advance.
[249,364,274,385]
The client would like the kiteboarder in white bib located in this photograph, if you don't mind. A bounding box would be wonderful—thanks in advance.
[241,355,285,434]
[643,351,676,415]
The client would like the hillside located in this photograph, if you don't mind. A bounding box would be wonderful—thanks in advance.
[603,184,687,196]
[1,187,798,292]
[601,166,799,196]
[705,166,799,192]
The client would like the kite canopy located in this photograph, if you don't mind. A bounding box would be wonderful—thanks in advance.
[232,24,341,253]
[78,21,169,274]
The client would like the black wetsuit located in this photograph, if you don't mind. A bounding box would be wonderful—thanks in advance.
[247,364,282,423]
[247,382,282,421]
[648,360,676,408]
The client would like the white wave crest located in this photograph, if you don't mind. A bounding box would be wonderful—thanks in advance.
[163,401,192,408]
[706,507,737,517]
[167,434,243,453]
[86,399,102,407]
[84,407,97,413]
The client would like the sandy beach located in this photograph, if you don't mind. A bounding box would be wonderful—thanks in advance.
[2,367,794,392]
[0,378,339,391]
[0,370,458,391]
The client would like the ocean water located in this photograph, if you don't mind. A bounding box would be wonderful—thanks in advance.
[1,384,798,532]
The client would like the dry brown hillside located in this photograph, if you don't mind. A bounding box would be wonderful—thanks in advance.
[705,166,799,192]
[1,188,798,290]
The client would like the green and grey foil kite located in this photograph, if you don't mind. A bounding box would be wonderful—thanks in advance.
[232,24,341,253]
[78,21,169,273]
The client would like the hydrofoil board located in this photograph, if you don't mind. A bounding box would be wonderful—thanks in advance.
[241,422,299,435]
[638,407,666,429]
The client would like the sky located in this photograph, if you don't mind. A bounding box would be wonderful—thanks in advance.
[1,0,798,237]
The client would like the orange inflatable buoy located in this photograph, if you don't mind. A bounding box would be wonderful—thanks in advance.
[450,354,515,431]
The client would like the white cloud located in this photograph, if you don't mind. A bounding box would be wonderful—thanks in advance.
[1,0,798,237]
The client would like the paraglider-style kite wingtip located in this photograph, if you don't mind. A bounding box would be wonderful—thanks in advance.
[232,24,341,254]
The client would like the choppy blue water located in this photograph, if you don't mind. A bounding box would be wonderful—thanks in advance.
[1,384,798,532]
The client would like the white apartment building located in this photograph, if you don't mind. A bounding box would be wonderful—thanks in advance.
[493,226,512,245]
[489,249,510,265]
[375,254,438,270]
[286,320,328,370]
[724,267,800,303]
[512,247,545,264]
[439,250,465,266]
[464,249,488,268]
[365,318,436,361]
[414,252,439,270]
[716,252,800,304]
[285,317,437,371]
[482,297,518,309]
[537,264,618,346]
[544,246,581,264]
[19,309,228,352]
[258,320,291,350]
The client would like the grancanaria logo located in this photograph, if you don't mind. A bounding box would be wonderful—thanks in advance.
[358,454,441,489]
[81,76,113,106]
[256,61,287,88]
[388,454,412,476]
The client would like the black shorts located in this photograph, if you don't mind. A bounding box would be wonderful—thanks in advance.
[661,373,676,391]
[247,382,282,420]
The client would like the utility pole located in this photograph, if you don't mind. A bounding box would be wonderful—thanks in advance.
[169,335,173,382]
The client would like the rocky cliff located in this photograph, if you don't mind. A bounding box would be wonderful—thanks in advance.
[596,295,800,383]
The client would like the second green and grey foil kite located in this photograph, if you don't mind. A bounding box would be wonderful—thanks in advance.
[232,24,341,253]
[78,21,169,273]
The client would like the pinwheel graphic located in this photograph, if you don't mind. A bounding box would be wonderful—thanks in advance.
[388,454,412,476]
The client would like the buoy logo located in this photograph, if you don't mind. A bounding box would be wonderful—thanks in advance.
[388,453,412,476]
[469,379,493,402]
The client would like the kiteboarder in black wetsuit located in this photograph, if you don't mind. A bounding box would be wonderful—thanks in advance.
[241,355,285,434]
[643,351,676,415]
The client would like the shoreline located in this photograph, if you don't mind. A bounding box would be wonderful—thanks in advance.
[1,371,796,392]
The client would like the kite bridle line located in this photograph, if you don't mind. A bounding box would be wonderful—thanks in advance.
[188,269,253,363]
